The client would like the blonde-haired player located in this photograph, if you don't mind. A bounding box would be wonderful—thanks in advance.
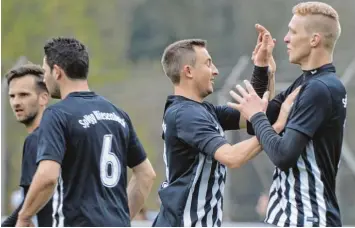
[230,1,346,226]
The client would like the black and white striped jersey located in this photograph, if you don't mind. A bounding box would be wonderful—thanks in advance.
[153,95,240,227]
[265,64,346,227]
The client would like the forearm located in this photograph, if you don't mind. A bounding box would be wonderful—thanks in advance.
[250,112,309,171]
[18,172,57,220]
[247,100,281,135]
[127,174,153,219]
[2,201,23,227]
[267,71,275,100]
[217,121,284,169]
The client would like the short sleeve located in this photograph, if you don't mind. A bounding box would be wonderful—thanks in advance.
[176,104,228,157]
[286,80,331,137]
[37,108,67,165]
[20,134,38,187]
[213,105,240,130]
[126,115,147,168]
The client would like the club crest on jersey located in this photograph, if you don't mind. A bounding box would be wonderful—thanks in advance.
[215,123,224,137]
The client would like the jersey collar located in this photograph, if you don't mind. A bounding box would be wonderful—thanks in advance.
[303,63,336,78]
[67,91,96,97]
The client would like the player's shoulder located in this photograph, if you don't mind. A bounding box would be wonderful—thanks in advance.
[306,73,345,96]
[163,95,208,125]
[24,128,40,151]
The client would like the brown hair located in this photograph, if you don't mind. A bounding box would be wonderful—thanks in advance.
[5,63,48,92]
[161,39,207,84]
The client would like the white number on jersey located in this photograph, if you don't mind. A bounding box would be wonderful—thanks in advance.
[100,134,121,188]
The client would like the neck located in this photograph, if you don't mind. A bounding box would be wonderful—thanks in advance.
[26,108,44,133]
[174,85,203,103]
[60,80,90,99]
[300,49,333,71]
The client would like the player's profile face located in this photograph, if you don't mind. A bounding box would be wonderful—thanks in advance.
[42,57,61,99]
[284,14,312,65]
[191,46,219,98]
[8,75,40,125]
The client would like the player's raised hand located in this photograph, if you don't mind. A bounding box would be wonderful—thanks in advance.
[227,80,269,121]
[252,24,276,73]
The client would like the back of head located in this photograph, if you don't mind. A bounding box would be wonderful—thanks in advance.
[292,1,341,51]
[44,37,89,80]
[161,39,207,84]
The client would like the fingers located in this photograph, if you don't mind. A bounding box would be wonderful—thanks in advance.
[285,86,301,103]
[251,42,262,60]
[229,90,243,103]
[227,102,241,110]
[235,84,249,98]
[232,80,256,99]
[262,33,270,44]
[255,24,268,34]
[262,91,270,102]
[244,80,257,95]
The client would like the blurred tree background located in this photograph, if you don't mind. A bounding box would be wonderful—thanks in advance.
[2,0,355,224]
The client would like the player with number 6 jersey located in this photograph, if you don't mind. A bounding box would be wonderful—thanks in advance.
[36,92,147,226]
[16,37,156,227]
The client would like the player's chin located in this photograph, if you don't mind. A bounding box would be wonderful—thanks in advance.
[207,86,213,95]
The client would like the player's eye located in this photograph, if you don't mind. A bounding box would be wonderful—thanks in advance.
[206,60,212,67]
[19,93,29,97]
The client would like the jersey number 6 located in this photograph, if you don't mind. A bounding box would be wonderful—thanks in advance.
[100,134,121,187]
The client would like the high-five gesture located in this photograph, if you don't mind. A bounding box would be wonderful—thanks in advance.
[227,80,269,121]
[251,24,276,74]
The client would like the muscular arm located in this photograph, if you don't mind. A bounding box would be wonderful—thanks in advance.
[125,114,155,219]
[127,159,156,219]
[17,108,66,225]
[18,161,60,223]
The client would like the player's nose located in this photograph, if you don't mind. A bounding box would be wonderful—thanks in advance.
[11,96,21,107]
[212,64,219,76]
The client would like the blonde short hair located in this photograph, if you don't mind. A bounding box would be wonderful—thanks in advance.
[292,1,341,50]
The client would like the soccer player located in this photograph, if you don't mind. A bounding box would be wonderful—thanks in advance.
[152,38,300,227]
[231,2,346,227]
[15,37,156,227]
[2,63,52,227]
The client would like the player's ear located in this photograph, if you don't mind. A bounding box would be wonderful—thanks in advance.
[39,91,49,106]
[183,65,193,79]
[310,33,321,48]
[52,64,62,81]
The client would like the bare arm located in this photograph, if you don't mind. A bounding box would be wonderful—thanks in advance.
[214,121,283,168]
[127,159,156,219]
[16,160,60,226]
[218,83,299,169]
[267,71,275,100]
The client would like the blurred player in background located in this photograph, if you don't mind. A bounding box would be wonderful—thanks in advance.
[234,1,346,226]
[2,64,52,227]
[16,37,156,227]
[152,37,299,227]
